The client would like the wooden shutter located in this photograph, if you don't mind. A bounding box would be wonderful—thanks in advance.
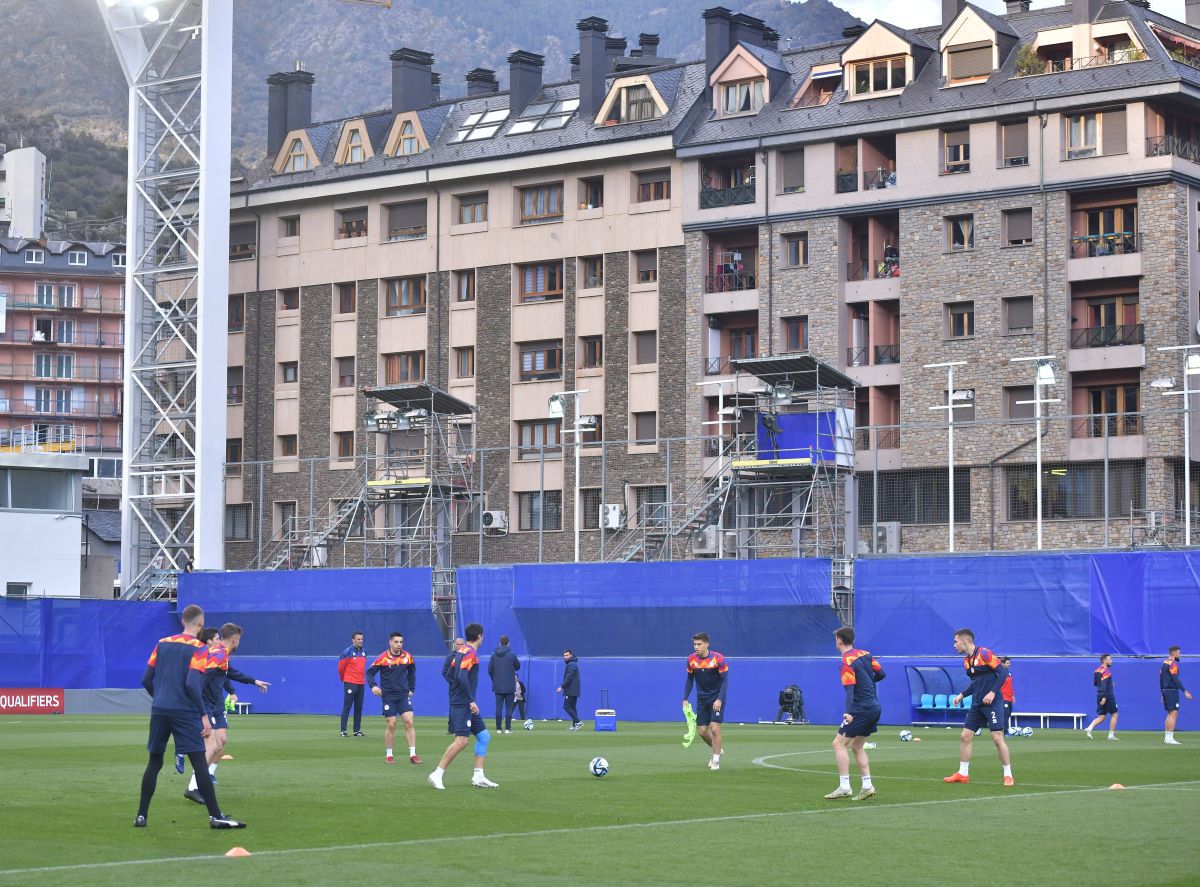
[948,44,993,80]
[1101,108,1127,155]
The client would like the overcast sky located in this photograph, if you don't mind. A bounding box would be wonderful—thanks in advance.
[831,0,1187,29]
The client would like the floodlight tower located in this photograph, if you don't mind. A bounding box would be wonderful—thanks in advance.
[97,0,231,597]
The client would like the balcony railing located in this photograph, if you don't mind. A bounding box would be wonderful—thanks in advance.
[847,346,868,367]
[1147,134,1200,165]
[387,225,427,242]
[795,90,833,109]
[699,184,755,209]
[0,328,125,347]
[0,397,120,418]
[0,362,123,382]
[229,242,256,260]
[704,271,757,293]
[1069,231,1141,258]
[835,170,858,193]
[1071,412,1142,438]
[336,219,368,239]
[705,356,734,375]
[854,425,901,450]
[1015,48,1147,78]
[1070,324,1144,349]
[3,294,125,313]
[874,343,900,364]
[847,258,900,282]
[863,168,897,190]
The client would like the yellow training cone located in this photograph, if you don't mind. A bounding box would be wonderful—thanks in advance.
[225,847,251,857]
[221,754,233,761]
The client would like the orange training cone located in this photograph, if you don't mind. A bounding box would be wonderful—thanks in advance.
[225,847,251,857]
[221,754,233,761]
[1108,783,1125,790]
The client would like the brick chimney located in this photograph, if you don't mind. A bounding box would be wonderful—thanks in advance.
[577,16,610,119]
[508,51,544,116]
[465,68,499,97]
[266,69,315,157]
[390,48,434,113]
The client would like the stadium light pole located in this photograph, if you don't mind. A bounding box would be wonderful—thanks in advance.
[549,389,590,562]
[1153,344,1200,546]
[926,360,968,553]
[1011,355,1060,550]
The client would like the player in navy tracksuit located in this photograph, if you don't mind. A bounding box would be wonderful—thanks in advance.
[367,632,420,764]
[338,631,367,737]
[1085,654,1119,740]
[428,623,498,790]
[682,632,729,770]
[134,604,244,829]
[1161,645,1192,744]
[945,628,1013,786]
[557,650,582,731]
[826,626,884,800]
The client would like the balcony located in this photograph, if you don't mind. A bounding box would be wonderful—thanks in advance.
[1069,232,1141,258]
[226,385,244,406]
[0,397,120,419]
[847,258,900,282]
[705,356,734,376]
[847,346,867,367]
[863,168,897,191]
[387,225,427,242]
[229,242,256,261]
[854,425,900,450]
[0,361,123,383]
[336,219,368,239]
[874,344,899,364]
[1071,412,1141,438]
[1067,232,1142,282]
[1015,48,1147,78]
[4,293,125,313]
[1070,324,1144,349]
[699,184,755,209]
[704,271,757,293]
[1147,135,1200,164]
[836,170,858,193]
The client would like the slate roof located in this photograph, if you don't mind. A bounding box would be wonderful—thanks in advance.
[0,238,122,256]
[84,509,122,543]
[740,41,788,74]
[959,2,1021,40]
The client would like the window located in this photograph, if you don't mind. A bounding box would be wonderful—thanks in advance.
[580,176,604,209]
[229,221,256,260]
[335,431,355,459]
[228,294,245,332]
[1004,297,1034,335]
[280,215,300,238]
[858,468,971,524]
[455,270,476,302]
[457,193,488,224]
[34,354,52,378]
[581,335,603,369]
[633,411,657,445]
[56,319,74,343]
[519,340,563,381]
[33,388,51,413]
[1003,208,1033,247]
[386,201,427,241]
[225,438,242,477]
[112,252,126,268]
[783,233,808,267]
[519,184,564,225]
[633,330,657,365]
[57,285,75,309]
[5,583,30,598]
[782,316,808,352]
[55,354,73,379]
[345,129,365,164]
[851,56,908,95]
[456,494,484,533]
[449,107,510,143]
[1066,112,1097,159]
[947,43,993,81]
[518,262,563,302]
[384,276,427,316]
[943,129,970,173]
[275,501,298,537]
[580,256,603,289]
[517,490,562,531]
[635,485,669,523]
[779,149,804,193]
[335,356,355,388]
[508,98,580,134]
[226,367,244,405]
[336,207,368,239]
[947,302,974,339]
[722,79,765,115]
[634,250,658,284]
[1001,119,1029,167]
[946,214,974,251]
[224,504,251,541]
[384,351,426,384]
[336,282,356,315]
[454,346,475,379]
[581,415,604,446]
[280,361,298,384]
[279,288,299,311]
[635,169,670,202]
[68,250,87,266]
[396,120,420,156]
[581,488,602,530]
[517,419,562,459]
[25,249,44,264]
[944,388,976,422]
[35,283,53,306]
[1006,461,1143,520]
[284,138,309,172]
[604,84,660,124]
[278,435,298,458]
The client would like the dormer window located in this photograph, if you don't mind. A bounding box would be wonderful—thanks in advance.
[947,43,993,83]
[722,79,764,115]
[397,121,418,155]
[346,130,365,164]
[384,113,429,157]
[285,138,309,173]
[852,57,907,96]
[604,85,658,124]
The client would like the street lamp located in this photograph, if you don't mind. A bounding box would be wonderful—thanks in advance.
[1011,355,1060,550]
[549,389,590,562]
[1154,345,1200,546]
[926,361,968,553]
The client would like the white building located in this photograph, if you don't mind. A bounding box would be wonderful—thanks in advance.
[0,146,49,240]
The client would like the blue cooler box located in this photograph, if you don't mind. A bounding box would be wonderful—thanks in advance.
[594,709,617,731]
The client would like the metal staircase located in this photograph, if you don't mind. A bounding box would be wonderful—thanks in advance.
[251,469,367,570]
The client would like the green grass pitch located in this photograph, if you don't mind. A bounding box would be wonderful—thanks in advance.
[0,716,1197,886]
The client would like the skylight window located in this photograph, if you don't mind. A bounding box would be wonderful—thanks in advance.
[508,99,581,135]
[449,108,510,143]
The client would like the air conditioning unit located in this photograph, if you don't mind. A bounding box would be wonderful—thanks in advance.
[600,504,624,530]
[692,525,719,556]
[482,510,508,531]
[874,521,900,554]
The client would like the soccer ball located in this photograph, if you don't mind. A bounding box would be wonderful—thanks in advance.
[1007,725,1020,736]
[1021,726,1034,738]
[899,730,913,742]
[589,756,609,777]
[523,719,534,731]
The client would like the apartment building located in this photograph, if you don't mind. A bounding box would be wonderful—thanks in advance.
[0,145,48,240]
[225,0,1200,565]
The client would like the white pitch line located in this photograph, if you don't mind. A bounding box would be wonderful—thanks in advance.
[750,751,1096,789]
[1,780,1198,879]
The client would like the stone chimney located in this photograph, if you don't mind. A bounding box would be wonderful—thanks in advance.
[638,33,660,59]
[465,68,499,97]
[266,69,315,157]
[762,27,781,51]
[731,12,766,48]
[1005,0,1031,12]
[390,48,434,113]
[508,51,544,116]
[704,7,734,77]
[1073,0,1104,26]
[577,16,610,119]
[943,0,967,29]
[605,36,628,69]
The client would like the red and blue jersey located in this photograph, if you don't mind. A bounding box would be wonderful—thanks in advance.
[367,648,416,696]
[962,646,1008,700]
[338,644,367,685]
[683,650,729,704]
[1160,658,1186,691]
[449,646,480,706]
[839,648,885,712]
[202,643,231,710]
[142,633,208,715]
[1094,664,1114,699]
[1000,673,1014,703]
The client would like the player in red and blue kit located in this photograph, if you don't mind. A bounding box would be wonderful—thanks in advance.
[682,632,729,770]
[367,632,420,764]
[945,627,1014,786]
[134,604,244,830]
[825,626,884,801]
[1161,645,1192,745]
[338,630,367,737]
[1085,653,1119,740]
[428,623,498,790]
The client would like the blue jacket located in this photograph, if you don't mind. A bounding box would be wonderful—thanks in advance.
[488,645,520,694]
[560,655,581,696]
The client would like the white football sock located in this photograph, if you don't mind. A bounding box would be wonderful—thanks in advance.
[187,773,197,791]
[959,762,970,776]
[208,763,218,776]
[409,746,416,756]
[839,774,850,790]
[861,773,873,790]
[1002,764,1013,777]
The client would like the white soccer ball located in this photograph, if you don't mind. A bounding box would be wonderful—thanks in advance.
[523,719,534,731]
[1021,726,1033,738]
[1007,725,1020,736]
[899,730,913,742]
[589,756,609,777]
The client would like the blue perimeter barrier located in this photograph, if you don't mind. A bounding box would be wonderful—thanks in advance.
[2,552,1197,732]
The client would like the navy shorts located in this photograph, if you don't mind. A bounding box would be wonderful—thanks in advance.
[448,704,486,738]
[838,707,881,738]
[207,707,229,731]
[381,696,412,719]
[695,698,725,727]
[146,709,205,755]
[1163,689,1180,712]
[964,696,1006,732]
[1097,698,1118,715]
